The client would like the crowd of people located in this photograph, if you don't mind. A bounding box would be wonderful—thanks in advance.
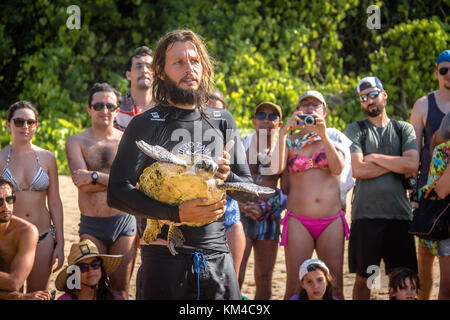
[0,29,448,300]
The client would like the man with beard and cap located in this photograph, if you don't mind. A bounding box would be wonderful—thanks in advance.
[409,49,450,299]
[107,29,251,300]
[345,76,420,300]
[0,177,52,300]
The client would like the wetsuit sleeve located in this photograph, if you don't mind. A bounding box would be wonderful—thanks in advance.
[222,110,253,184]
[107,116,180,222]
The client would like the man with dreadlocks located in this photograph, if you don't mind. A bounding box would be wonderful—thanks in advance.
[107,30,251,300]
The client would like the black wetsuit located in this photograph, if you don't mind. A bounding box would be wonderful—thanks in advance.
[107,104,251,299]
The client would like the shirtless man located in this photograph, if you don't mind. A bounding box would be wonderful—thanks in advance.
[410,49,450,299]
[65,82,136,299]
[239,102,286,299]
[0,177,51,300]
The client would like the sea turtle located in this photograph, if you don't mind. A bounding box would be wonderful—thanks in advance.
[136,140,275,255]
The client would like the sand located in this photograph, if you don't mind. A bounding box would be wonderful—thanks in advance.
[49,175,441,300]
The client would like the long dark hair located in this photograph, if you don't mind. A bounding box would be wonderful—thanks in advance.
[66,260,116,300]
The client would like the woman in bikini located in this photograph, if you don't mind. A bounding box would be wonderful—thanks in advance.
[271,91,353,300]
[0,101,64,292]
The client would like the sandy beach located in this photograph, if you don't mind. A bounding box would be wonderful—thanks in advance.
[49,175,441,300]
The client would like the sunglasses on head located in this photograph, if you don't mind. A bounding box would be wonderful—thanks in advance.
[77,259,102,273]
[439,67,449,76]
[255,111,279,121]
[12,118,38,128]
[358,90,381,102]
[0,195,16,206]
[90,102,118,112]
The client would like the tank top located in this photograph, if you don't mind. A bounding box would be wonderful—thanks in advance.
[418,93,445,188]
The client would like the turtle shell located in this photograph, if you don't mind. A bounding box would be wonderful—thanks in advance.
[138,154,225,228]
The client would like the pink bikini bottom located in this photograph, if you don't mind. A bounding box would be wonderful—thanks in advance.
[280,209,350,246]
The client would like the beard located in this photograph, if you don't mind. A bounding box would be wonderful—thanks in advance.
[0,212,12,223]
[364,101,385,117]
[162,74,207,106]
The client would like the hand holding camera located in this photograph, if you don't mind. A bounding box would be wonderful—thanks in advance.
[297,114,316,126]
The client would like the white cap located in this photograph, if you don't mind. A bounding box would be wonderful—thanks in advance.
[299,259,330,281]
[356,76,384,93]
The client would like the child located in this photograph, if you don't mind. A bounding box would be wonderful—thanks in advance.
[55,240,123,300]
[388,267,419,300]
[289,258,337,300]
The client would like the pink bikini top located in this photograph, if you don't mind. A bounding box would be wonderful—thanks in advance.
[287,149,329,173]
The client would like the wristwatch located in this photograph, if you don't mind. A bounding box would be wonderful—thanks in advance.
[91,171,99,185]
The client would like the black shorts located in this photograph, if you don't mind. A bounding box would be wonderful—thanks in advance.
[138,245,241,300]
[348,219,417,278]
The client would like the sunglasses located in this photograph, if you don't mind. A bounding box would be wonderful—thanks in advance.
[12,118,38,128]
[439,67,449,76]
[77,259,102,273]
[0,195,16,206]
[90,102,118,112]
[358,90,381,102]
[255,111,279,122]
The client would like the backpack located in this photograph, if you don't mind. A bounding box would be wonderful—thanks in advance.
[356,119,403,155]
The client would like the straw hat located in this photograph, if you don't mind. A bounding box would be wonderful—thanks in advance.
[55,239,123,291]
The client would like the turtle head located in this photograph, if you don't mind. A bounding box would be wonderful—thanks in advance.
[194,157,218,176]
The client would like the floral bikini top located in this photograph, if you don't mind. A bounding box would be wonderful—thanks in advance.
[286,132,329,173]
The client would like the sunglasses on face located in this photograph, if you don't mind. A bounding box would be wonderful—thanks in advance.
[90,102,118,112]
[12,118,38,128]
[439,67,449,76]
[358,90,381,102]
[255,111,279,121]
[77,259,102,273]
[0,195,16,206]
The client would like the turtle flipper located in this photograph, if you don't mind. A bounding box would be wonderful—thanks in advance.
[218,182,275,195]
[167,225,185,256]
[142,219,162,244]
[218,182,275,203]
[136,141,188,167]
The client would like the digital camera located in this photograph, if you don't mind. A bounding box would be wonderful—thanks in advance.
[297,114,316,126]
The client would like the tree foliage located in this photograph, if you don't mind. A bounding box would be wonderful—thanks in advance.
[0,0,448,173]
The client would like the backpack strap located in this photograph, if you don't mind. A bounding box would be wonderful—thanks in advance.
[391,119,403,154]
[356,120,368,155]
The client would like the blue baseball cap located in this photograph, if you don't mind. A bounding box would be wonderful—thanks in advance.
[436,50,450,65]
[356,76,384,94]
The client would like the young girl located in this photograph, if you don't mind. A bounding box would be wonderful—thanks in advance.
[55,240,123,300]
[289,259,337,300]
[388,267,419,300]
